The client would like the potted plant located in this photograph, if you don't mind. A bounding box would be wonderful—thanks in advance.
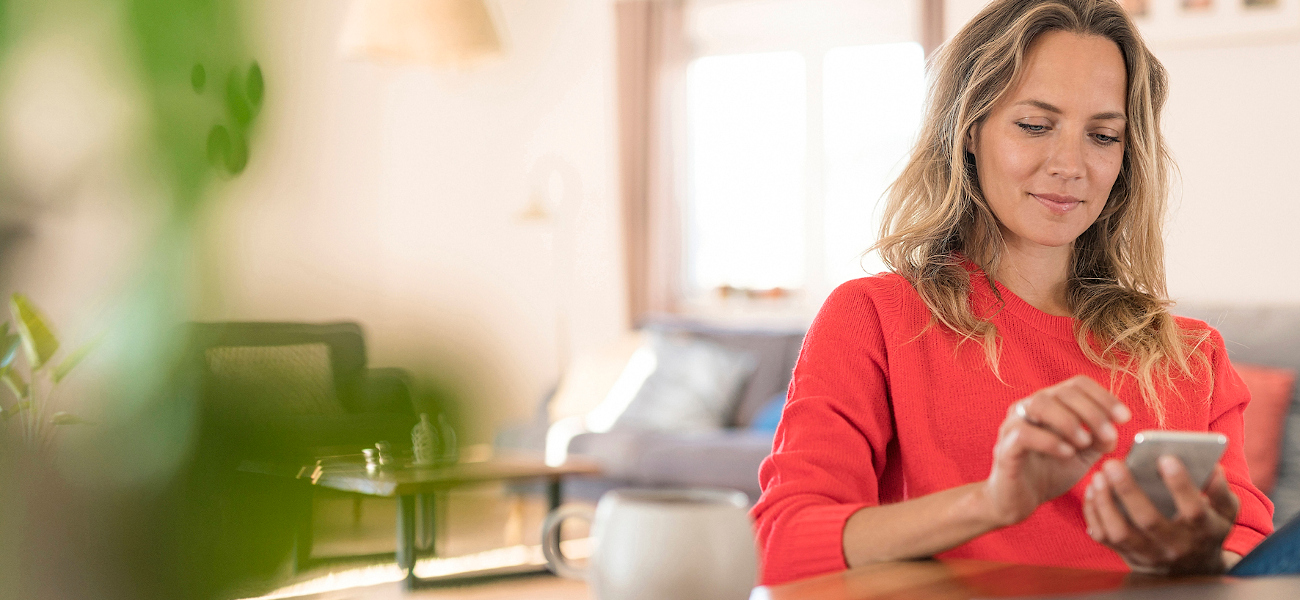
[0,294,92,450]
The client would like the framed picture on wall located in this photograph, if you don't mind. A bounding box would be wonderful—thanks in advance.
[1123,0,1151,17]
[1122,0,1299,43]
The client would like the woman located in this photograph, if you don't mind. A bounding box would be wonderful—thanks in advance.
[750,0,1274,586]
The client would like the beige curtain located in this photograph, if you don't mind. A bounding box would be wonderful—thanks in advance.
[616,0,686,327]
[920,0,945,57]
[616,0,941,326]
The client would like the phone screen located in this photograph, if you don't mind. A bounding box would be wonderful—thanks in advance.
[1122,431,1226,519]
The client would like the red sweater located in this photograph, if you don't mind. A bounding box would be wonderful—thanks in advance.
[751,267,1275,585]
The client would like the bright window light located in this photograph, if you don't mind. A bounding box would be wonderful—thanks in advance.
[686,51,807,292]
[822,42,925,284]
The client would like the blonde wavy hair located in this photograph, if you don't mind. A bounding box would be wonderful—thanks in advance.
[873,0,1208,423]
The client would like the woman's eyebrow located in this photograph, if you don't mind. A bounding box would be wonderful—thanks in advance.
[1013,98,1126,122]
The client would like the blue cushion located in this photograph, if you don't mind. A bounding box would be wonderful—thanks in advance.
[749,392,787,432]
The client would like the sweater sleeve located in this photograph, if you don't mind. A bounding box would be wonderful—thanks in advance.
[750,278,899,585]
[1202,328,1275,556]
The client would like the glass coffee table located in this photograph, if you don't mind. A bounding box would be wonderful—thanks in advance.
[244,454,600,589]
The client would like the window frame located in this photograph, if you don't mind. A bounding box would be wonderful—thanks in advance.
[676,0,924,320]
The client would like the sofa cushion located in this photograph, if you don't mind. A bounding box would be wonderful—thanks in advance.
[634,430,775,500]
[642,317,804,428]
[609,331,757,432]
[567,429,775,500]
[1238,364,1297,494]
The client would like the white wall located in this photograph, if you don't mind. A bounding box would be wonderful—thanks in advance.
[201,0,628,444]
[8,1,1295,445]
[948,0,1300,305]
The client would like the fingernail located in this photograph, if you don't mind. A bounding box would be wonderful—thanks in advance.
[1104,461,1125,483]
[1075,429,1092,446]
[1092,472,1106,489]
[1112,404,1132,423]
[1085,484,1094,499]
[1100,423,1117,441]
[1058,442,1075,456]
[1159,455,1182,476]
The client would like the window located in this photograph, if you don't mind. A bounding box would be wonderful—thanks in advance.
[821,43,926,287]
[686,52,807,292]
[681,0,924,315]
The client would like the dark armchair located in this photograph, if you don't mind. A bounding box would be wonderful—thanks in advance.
[174,321,420,597]
[186,321,418,461]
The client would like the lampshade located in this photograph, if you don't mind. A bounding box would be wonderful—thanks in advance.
[339,0,502,66]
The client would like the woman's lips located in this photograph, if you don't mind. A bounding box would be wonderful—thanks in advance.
[1031,193,1083,215]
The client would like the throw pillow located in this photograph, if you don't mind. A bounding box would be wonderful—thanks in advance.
[1236,363,1297,495]
[601,331,757,433]
[749,392,787,433]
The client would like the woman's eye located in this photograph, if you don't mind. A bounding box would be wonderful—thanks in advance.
[1016,123,1046,133]
[1093,133,1121,145]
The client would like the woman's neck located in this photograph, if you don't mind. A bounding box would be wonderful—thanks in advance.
[991,240,1073,317]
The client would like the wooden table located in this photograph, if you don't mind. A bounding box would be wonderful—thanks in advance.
[757,559,1300,599]
[245,454,600,590]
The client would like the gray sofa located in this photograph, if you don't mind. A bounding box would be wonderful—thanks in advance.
[499,306,1300,524]
[1177,305,1300,527]
[496,317,804,502]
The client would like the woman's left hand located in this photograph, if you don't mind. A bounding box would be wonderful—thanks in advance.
[1082,457,1240,575]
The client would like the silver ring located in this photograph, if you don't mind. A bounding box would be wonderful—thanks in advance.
[1014,399,1033,423]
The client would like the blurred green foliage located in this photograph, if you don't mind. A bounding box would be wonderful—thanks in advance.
[0,294,92,448]
[0,0,276,598]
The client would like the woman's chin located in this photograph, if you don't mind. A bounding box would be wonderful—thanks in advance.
[1003,230,1084,251]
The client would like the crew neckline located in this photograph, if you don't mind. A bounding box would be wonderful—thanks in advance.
[960,256,1077,341]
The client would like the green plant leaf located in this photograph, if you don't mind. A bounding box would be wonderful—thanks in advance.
[207,125,231,168]
[0,333,18,370]
[226,68,252,127]
[2,368,28,399]
[50,411,89,425]
[53,339,96,383]
[225,128,249,174]
[192,63,206,93]
[246,61,263,110]
[10,294,59,369]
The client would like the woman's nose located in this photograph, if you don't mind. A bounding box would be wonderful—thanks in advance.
[1046,136,1085,180]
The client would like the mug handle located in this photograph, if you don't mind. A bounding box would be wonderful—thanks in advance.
[541,503,595,580]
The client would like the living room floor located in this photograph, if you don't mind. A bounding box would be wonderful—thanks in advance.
[242,483,594,599]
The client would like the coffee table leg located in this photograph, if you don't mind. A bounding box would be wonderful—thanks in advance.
[397,494,417,585]
[416,493,436,554]
[547,475,563,511]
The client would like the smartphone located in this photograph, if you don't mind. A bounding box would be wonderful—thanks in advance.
[1123,430,1227,519]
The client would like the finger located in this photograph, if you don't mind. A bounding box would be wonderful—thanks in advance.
[1055,385,1118,451]
[1103,459,1168,534]
[1090,470,1143,547]
[1158,455,1208,523]
[999,422,1077,459]
[1204,465,1240,522]
[1083,484,1104,542]
[1018,394,1091,449]
[1062,375,1132,424]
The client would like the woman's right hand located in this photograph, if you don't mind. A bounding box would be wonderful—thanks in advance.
[980,375,1132,527]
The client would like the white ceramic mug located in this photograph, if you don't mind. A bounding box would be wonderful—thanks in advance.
[542,488,758,600]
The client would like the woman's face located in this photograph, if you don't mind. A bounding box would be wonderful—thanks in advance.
[968,30,1128,252]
